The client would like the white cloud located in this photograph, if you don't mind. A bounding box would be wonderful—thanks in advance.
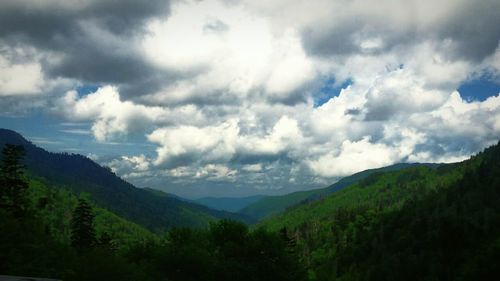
[147,119,239,166]
[242,163,262,172]
[106,154,152,179]
[4,0,499,196]
[141,0,315,104]
[307,137,398,177]
[239,115,303,156]
[147,115,305,167]
[56,86,211,141]
[0,53,44,96]
[195,164,238,181]
[57,86,167,141]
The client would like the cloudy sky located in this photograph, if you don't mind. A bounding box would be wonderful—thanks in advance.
[1,0,499,198]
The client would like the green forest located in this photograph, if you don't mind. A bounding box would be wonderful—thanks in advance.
[0,145,304,281]
[1,133,500,280]
[261,142,500,280]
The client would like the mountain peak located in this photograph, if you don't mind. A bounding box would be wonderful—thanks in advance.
[0,128,32,147]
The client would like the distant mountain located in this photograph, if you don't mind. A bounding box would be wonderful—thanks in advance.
[193,195,266,212]
[239,189,322,220]
[0,129,253,231]
[259,141,500,280]
[240,163,435,220]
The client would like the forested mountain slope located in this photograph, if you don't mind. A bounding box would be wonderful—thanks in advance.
[0,130,302,281]
[0,129,251,230]
[261,141,500,281]
[241,163,432,220]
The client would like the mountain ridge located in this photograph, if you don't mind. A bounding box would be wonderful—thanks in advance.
[257,141,500,280]
[240,162,438,220]
[0,128,253,230]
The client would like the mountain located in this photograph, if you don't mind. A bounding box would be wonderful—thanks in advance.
[239,189,322,220]
[1,171,303,281]
[193,195,266,212]
[0,129,252,231]
[27,176,156,248]
[259,141,500,280]
[240,163,434,220]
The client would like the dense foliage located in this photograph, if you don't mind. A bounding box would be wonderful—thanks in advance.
[261,142,500,281]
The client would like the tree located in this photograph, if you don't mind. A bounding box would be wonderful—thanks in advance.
[0,144,28,216]
[71,198,96,249]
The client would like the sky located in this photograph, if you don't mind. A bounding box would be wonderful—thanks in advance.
[0,0,499,199]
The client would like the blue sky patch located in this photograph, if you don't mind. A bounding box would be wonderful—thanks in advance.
[458,77,500,102]
[314,78,353,107]
[76,84,100,97]
[0,112,154,158]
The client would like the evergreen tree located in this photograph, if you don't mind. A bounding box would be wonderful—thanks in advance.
[71,198,96,249]
[0,144,28,216]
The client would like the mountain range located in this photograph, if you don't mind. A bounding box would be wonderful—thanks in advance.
[0,128,446,228]
[1,128,499,280]
[0,128,252,231]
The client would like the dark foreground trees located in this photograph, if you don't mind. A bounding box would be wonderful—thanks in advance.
[148,220,306,281]
[0,144,28,216]
[71,198,96,249]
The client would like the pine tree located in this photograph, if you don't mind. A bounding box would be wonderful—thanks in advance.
[0,144,28,216]
[70,198,96,249]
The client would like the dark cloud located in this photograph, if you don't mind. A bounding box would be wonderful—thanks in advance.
[82,0,170,36]
[230,152,292,166]
[43,42,155,84]
[301,16,417,58]
[438,1,500,62]
[301,22,359,57]
[0,0,170,41]
[301,0,500,63]
[0,0,172,95]
[119,72,183,101]
[364,102,397,121]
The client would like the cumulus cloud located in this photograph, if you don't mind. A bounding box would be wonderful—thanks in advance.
[307,138,398,177]
[0,54,43,96]
[195,164,238,181]
[238,116,303,156]
[141,0,316,105]
[55,86,167,141]
[147,115,303,167]
[147,120,239,166]
[106,154,152,179]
